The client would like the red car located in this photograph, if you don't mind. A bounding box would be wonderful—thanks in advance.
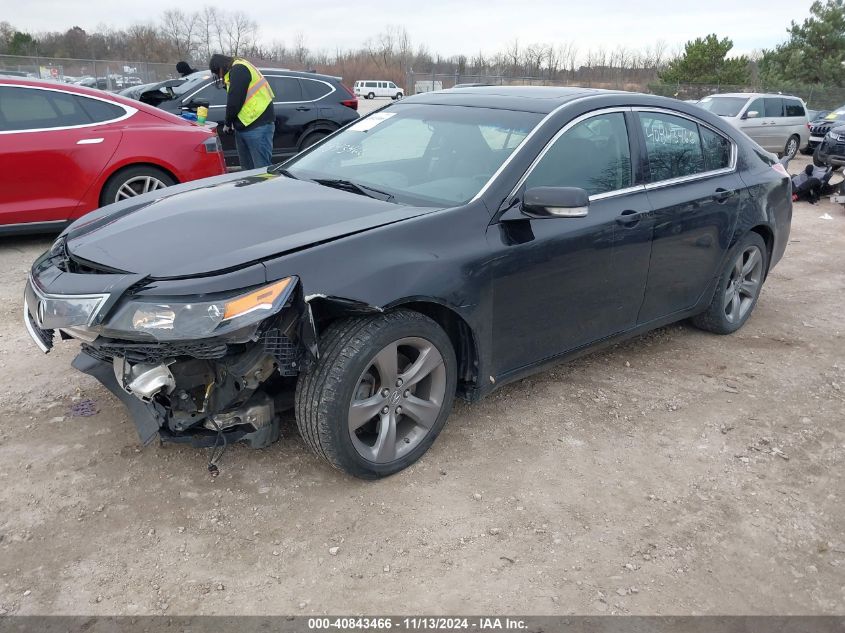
[0,78,226,234]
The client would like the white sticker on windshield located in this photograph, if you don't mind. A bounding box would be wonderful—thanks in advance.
[349,112,397,132]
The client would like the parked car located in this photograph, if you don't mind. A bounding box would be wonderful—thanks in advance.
[142,69,359,167]
[354,80,403,100]
[0,78,226,234]
[24,87,791,478]
[696,93,809,158]
[815,122,845,167]
[806,106,845,155]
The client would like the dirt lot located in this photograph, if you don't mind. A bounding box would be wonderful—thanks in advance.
[0,156,843,616]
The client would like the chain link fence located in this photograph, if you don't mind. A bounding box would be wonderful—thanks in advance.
[0,54,178,91]
[405,70,845,111]
[4,55,844,110]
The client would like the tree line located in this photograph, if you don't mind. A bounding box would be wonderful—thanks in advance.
[1,0,842,88]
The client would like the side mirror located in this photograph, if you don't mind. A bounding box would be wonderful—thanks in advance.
[744,110,759,119]
[520,186,589,219]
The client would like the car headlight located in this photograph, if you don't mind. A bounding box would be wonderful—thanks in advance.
[103,277,296,341]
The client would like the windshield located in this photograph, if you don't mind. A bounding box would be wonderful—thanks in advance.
[822,106,845,122]
[697,96,749,117]
[172,72,213,96]
[283,103,542,207]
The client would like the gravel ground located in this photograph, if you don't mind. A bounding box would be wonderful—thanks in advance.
[0,155,842,616]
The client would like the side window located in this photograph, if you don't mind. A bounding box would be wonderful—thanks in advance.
[0,86,88,131]
[192,84,227,107]
[388,82,397,89]
[267,76,303,102]
[785,99,805,117]
[746,98,764,117]
[524,112,632,196]
[700,126,732,171]
[300,79,332,101]
[638,112,704,181]
[366,82,376,88]
[764,98,784,117]
[76,95,125,123]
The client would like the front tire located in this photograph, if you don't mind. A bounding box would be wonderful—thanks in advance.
[295,310,457,479]
[691,232,769,334]
[367,92,375,100]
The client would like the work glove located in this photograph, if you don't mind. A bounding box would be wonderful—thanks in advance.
[221,124,233,134]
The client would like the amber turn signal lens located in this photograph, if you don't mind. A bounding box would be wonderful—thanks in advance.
[223,278,292,320]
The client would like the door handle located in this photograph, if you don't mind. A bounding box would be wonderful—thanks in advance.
[295,106,311,111]
[616,209,644,227]
[76,138,104,145]
[713,188,736,204]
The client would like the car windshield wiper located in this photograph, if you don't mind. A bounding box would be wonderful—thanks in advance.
[313,178,394,202]
[274,167,298,179]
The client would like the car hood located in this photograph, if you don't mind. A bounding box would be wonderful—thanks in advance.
[64,171,436,279]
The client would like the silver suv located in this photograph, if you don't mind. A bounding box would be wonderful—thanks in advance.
[697,93,809,158]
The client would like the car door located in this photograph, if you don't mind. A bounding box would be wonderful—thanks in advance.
[634,109,743,323]
[740,97,769,149]
[0,85,123,226]
[488,109,655,374]
[763,97,786,152]
[266,75,313,158]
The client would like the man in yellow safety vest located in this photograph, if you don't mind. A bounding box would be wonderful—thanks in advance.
[208,54,276,169]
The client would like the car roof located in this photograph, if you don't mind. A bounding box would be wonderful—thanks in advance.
[404,86,628,114]
[707,92,804,101]
[0,77,207,127]
[257,68,341,82]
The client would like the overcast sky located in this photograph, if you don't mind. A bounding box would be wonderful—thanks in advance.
[8,0,816,59]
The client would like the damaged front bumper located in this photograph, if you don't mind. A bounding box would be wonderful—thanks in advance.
[24,255,317,448]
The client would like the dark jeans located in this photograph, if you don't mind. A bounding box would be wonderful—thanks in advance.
[235,122,274,170]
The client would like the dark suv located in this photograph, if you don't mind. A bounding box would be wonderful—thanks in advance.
[149,69,359,167]
[807,105,845,155]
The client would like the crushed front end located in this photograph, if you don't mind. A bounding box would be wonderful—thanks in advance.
[24,239,314,449]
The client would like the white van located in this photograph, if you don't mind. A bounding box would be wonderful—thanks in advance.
[354,80,403,100]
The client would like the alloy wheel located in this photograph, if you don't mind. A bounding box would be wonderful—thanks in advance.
[348,337,447,464]
[723,245,763,324]
[786,137,799,158]
[114,176,168,202]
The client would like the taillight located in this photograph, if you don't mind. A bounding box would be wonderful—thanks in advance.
[772,163,789,178]
[340,83,358,110]
[200,136,221,153]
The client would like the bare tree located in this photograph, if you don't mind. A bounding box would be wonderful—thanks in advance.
[161,10,198,60]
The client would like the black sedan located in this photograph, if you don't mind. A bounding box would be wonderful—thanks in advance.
[24,87,792,479]
[134,69,360,167]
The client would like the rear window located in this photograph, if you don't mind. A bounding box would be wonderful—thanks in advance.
[267,76,303,102]
[697,96,748,117]
[785,99,805,117]
[76,95,125,122]
[301,79,332,101]
[700,126,732,171]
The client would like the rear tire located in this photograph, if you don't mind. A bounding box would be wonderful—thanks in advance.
[784,135,800,159]
[100,165,175,207]
[295,310,457,479]
[300,131,330,150]
[691,232,769,335]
